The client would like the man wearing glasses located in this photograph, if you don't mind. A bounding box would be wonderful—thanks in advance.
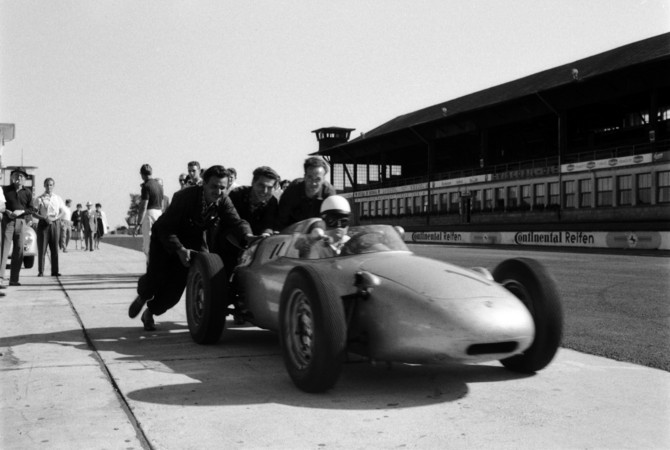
[296,195,351,259]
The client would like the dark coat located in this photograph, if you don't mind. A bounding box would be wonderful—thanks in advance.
[228,186,279,235]
[153,185,251,254]
[277,179,336,230]
[138,186,252,316]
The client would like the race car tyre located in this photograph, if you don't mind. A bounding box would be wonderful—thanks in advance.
[23,255,35,269]
[493,257,563,373]
[186,252,230,345]
[279,266,347,393]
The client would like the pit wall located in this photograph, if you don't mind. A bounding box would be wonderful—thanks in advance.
[404,230,670,250]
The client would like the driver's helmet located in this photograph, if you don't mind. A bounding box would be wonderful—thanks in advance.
[320,195,351,228]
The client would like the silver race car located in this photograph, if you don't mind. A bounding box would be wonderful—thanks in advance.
[186,219,563,393]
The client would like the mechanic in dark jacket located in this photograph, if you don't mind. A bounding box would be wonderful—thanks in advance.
[228,166,280,235]
[277,156,336,230]
[128,165,253,331]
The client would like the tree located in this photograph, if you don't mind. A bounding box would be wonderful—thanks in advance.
[126,193,141,227]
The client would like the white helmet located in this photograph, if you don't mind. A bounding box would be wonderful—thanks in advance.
[320,195,351,215]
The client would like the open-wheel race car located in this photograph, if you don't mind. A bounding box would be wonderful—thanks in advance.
[185,219,563,393]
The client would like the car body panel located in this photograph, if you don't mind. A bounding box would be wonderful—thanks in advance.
[23,224,37,256]
[234,221,536,365]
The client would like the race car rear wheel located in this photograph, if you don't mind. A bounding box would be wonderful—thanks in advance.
[279,266,347,393]
[493,257,563,373]
[186,252,229,345]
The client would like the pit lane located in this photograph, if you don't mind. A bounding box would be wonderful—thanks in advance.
[0,242,667,449]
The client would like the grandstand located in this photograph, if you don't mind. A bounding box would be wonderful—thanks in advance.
[311,33,670,250]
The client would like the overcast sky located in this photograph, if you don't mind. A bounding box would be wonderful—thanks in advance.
[2,0,669,227]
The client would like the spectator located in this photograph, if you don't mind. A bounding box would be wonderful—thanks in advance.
[34,177,66,276]
[60,199,73,252]
[71,203,83,250]
[277,156,336,230]
[274,179,291,199]
[1,167,34,286]
[81,201,94,251]
[128,165,254,332]
[186,161,202,187]
[227,167,240,193]
[0,186,6,296]
[134,164,163,260]
[178,173,189,190]
[93,203,108,250]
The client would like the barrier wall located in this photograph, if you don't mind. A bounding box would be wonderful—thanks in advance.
[405,230,670,250]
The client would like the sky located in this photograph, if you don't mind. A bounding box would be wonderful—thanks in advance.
[1,0,669,228]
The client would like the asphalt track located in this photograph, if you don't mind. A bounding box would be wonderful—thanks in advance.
[1,242,668,449]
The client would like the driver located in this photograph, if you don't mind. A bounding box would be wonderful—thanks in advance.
[296,195,351,259]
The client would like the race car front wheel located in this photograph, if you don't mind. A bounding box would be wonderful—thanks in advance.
[279,266,347,393]
[186,252,230,345]
[493,257,563,373]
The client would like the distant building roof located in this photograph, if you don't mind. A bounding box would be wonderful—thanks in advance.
[322,32,670,151]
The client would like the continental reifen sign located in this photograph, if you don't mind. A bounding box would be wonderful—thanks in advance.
[407,231,669,250]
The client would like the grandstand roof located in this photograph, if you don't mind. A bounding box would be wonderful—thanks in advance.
[318,32,670,155]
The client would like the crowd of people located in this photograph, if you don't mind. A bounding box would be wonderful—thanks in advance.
[128,156,350,332]
[0,167,109,292]
[0,158,349,329]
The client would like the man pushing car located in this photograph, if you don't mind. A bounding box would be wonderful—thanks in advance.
[128,165,254,331]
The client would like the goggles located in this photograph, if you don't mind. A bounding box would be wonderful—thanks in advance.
[324,215,349,228]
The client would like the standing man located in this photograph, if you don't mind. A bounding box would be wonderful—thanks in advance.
[178,173,189,190]
[59,199,73,252]
[1,167,34,286]
[81,201,94,251]
[34,177,66,277]
[186,161,203,187]
[134,164,163,261]
[128,165,254,331]
[93,203,108,250]
[227,167,240,193]
[71,203,83,250]
[277,156,336,230]
[0,185,6,295]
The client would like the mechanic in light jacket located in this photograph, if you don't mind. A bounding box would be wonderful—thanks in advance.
[277,156,336,230]
[128,165,254,332]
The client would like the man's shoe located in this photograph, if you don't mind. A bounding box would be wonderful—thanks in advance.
[141,309,156,331]
[0,285,6,290]
[52,273,61,277]
[38,273,43,277]
[0,291,5,297]
[9,281,21,286]
[128,295,148,318]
